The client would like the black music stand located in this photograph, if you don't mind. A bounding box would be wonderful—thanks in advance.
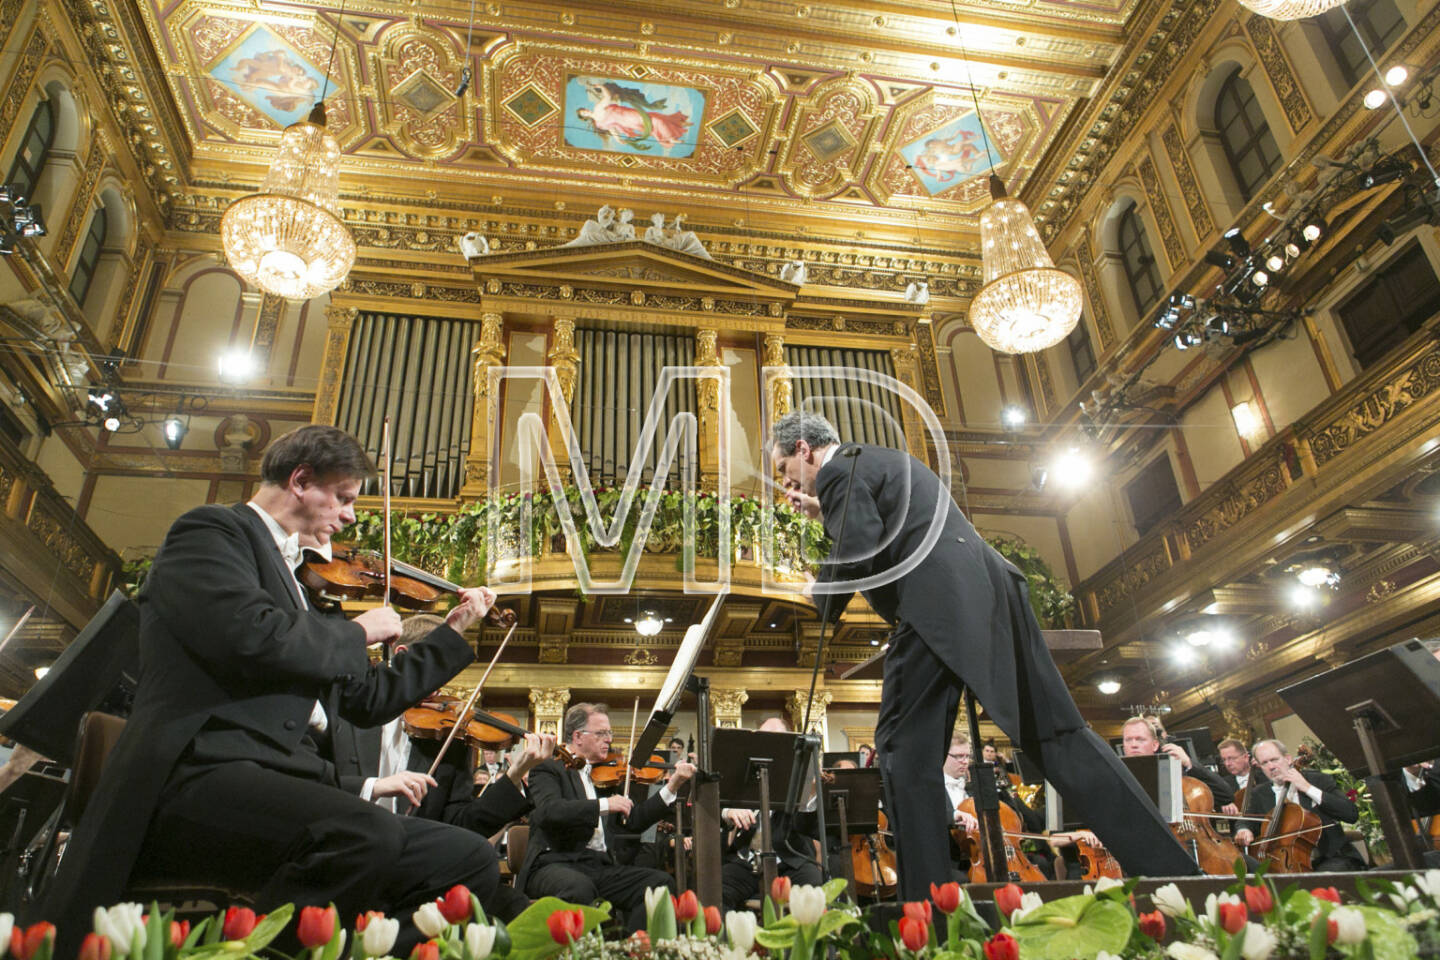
[1011,749,1045,786]
[823,751,861,768]
[1278,637,1440,870]
[0,768,65,911]
[0,591,139,765]
[821,767,885,903]
[713,728,804,897]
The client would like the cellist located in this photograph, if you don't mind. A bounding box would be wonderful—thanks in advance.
[1233,738,1364,871]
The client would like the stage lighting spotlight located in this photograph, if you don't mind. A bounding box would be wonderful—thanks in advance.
[103,415,121,432]
[1051,447,1093,490]
[1174,329,1203,350]
[1205,315,1230,337]
[1096,679,1121,695]
[88,389,114,412]
[1361,165,1407,188]
[1251,270,1270,287]
[217,350,255,383]
[1284,240,1303,258]
[1302,216,1327,243]
[1266,253,1285,272]
[162,415,188,450]
[1223,227,1251,257]
[1364,88,1387,109]
[1000,405,1028,431]
[1204,249,1236,270]
[1385,65,1408,86]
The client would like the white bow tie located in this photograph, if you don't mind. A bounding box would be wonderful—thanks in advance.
[279,532,302,569]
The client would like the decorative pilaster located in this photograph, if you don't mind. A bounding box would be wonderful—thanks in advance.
[528,686,571,737]
[463,312,507,496]
[787,689,832,741]
[763,333,793,421]
[312,303,357,425]
[889,344,929,468]
[546,316,580,487]
[695,328,724,491]
[710,687,749,730]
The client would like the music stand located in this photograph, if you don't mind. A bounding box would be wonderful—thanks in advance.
[1171,727,1218,765]
[821,767,885,903]
[823,751,860,768]
[713,728,805,896]
[0,768,65,911]
[0,592,139,766]
[1011,749,1045,786]
[1278,637,1440,869]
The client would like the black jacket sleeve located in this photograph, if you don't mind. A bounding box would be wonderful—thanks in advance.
[449,775,533,835]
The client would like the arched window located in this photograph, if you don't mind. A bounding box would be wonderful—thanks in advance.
[1067,321,1095,383]
[1215,69,1282,202]
[1118,202,1163,316]
[1317,0,1405,90]
[6,100,54,203]
[69,207,107,306]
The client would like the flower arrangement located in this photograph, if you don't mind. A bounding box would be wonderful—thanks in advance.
[36,868,1440,960]
[985,535,1076,629]
[1293,740,1388,864]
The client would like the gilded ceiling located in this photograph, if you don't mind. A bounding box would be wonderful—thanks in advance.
[129,0,1147,231]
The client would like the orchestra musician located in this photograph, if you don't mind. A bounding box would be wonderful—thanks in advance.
[41,425,500,954]
[1217,737,1268,815]
[718,717,824,912]
[1121,717,1235,808]
[1233,738,1364,872]
[769,411,1200,898]
[517,702,696,931]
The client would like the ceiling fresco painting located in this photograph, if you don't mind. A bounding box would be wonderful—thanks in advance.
[131,0,1123,230]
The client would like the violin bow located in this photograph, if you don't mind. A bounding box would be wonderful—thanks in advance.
[380,415,393,665]
[622,696,640,796]
[407,616,519,812]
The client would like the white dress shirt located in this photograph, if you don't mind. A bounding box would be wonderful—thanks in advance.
[1234,771,1250,789]
[577,763,679,853]
[359,716,413,812]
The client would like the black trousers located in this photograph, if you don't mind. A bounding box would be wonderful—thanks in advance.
[525,853,673,931]
[136,760,498,952]
[720,856,822,913]
[876,626,1200,900]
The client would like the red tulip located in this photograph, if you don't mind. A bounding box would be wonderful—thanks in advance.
[223,907,259,941]
[409,941,439,960]
[674,890,699,924]
[77,933,110,960]
[930,882,961,914]
[897,916,928,952]
[297,905,338,948]
[12,924,54,960]
[546,909,585,944]
[356,911,385,932]
[983,931,1019,960]
[770,875,791,904]
[1138,910,1166,939]
[440,884,473,924]
[170,920,190,949]
[1243,885,1273,914]
[1327,918,1339,944]
[994,883,1024,918]
[703,906,722,935]
[1218,901,1247,935]
[902,901,932,925]
[1311,887,1342,904]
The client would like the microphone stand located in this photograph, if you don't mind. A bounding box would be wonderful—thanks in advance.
[783,446,863,884]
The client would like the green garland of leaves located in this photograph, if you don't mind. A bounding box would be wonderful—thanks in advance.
[1297,737,1390,863]
[987,535,1077,629]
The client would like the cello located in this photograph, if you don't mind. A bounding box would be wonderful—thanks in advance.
[1249,784,1323,873]
[953,798,1047,883]
[850,811,899,898]
[1170,776,1247,875]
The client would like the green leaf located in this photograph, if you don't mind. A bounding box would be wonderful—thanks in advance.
[754,916,798,950]
[813,910,857,941]
[821,878,849,904]
[143,903,165,960]
[181,919,208,952]
[1336,905,1417,960]
[319,909,347,960]
[1219,925,1246,960]
[492,921,511,958]
[1309,912,1331,960]
[501,899,608,960]
[1009,894,1133,960]
[763,897,779,928]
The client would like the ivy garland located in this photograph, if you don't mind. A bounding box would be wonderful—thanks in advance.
[987,535,1077,629]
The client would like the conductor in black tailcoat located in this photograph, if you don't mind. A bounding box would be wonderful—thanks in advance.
[768,411,1199,899]
[517,703,696,931]
[1233,739,1363,872]
[42,426,500,953]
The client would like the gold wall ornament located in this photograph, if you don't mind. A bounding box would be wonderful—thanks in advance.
[219,103,356,300]
[710,687,749,728]
[763,332,793,419]
[970,175,1082,354]
[786,688,832,738]
[1235,0,1347,20]
[528,686,571,736]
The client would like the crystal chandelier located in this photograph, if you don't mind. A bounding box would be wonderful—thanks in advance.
[220,102,355,300]
[1235,0,1347,19]
[969,175,1083,354]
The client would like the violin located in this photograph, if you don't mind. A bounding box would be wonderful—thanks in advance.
[402,696,517,752]
[301,547,517,626]
[590,750,672,788]
[470,707,584,770]
[1170,776,1246,875]
[953,797,1047,883]
[849,810,899,898]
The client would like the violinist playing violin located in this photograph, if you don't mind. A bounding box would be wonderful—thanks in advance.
[1233,739,1363,871]
[42,425,500,956]
[517,702,696,931]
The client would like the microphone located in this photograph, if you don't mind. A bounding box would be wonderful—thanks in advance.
[454,67,472,98]
[840,446,861,458]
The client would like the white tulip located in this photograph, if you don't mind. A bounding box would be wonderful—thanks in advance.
[0,914,13,959]
[1154,883,1190,918]
[788,885,826,926]
[413,903,447,939]
[644,887,669,923]
[463,923,496,960]
[1204,892,1240,928]
[1094,876,1124,893]
[1165,943,1220,960]
[1413,869,1440,900]
[1330,906,1366,945]
[1239,921,1276,960]
[724,910,757,952]
[362,917,400,958]
[1011,891,1044,923]
[94,903,146,955]
[1386,884,1419,913]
